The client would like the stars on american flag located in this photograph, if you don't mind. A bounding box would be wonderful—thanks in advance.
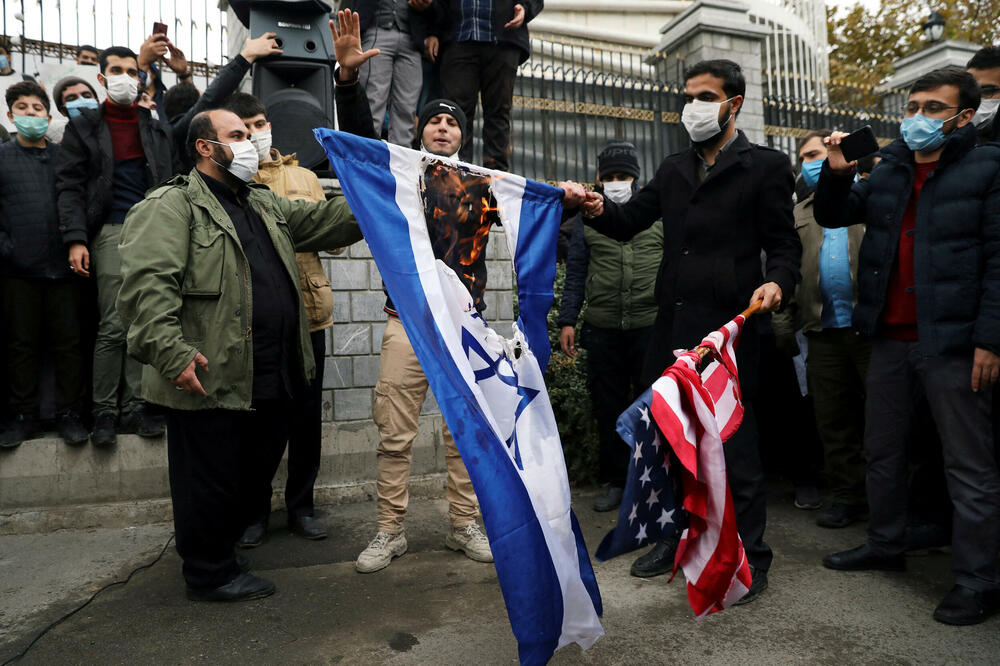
[635,523,648,545]
[656,508,675,529]
[639,466,652,487]
[645,487,660,509]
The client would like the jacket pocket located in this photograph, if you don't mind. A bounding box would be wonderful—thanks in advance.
[303,274,333,325]
[182,225,225,298]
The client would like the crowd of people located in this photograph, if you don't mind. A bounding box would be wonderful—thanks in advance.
[0,5,998,630]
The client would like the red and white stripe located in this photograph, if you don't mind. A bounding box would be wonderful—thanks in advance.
[649,315,753,619]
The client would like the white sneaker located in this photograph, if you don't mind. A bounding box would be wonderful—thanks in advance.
[355,531,408,573]
[445,524,494,563]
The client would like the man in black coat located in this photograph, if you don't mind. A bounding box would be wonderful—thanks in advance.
[433,0,542,170]
[967,45,1000,146]
[55,46,175,448]
[817,67,1000,626]
[562,59,801,604]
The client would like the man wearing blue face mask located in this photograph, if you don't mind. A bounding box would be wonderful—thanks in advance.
[774,129,870,529]
[0,82,88,449]
[816,66,1000,626]
[53,76,100,120]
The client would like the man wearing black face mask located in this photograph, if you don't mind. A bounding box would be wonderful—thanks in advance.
[561,59,801,604]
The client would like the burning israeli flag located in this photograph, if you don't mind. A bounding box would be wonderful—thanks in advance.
[314,129,604,665]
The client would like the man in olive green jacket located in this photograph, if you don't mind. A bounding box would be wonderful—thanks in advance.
[117,109,362,601]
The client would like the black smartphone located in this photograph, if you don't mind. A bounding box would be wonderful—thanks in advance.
[153,21,168,36]
[840,125,879,163]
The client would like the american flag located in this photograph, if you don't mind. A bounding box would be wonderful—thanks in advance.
[597,314,754,619]
[594,387,679,562]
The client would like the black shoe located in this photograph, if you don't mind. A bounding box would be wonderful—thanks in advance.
[933,585,1000,626]
[289,515,328,540]
[120,405,165,438]
[793,485,821,510]
[733,566,768,606]
[186,572,275,602]
[822,544,906,571]
[0,414,39,449]
[57,411,89,446]
[593,485,624,512]
[235,552,251,573]
[904,522,951,553]
[816,503,867,528]
[238,520,268,549]
[630,534,680,578]
[91,411,117,448]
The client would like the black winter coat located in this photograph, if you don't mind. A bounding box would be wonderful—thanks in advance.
[584,131,802,394]
[814,124,1000,356]
[55,104,173,246]
[0,139,73,279]
[430,0,542,64]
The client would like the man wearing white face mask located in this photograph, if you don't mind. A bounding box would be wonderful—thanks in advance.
[224,92,338,545]
[816,66,1000,626]
[557,142,662,515]
[967,45,1000,146]
[560,59,801,603]
[55,45,174,448]
[116,108,363,600]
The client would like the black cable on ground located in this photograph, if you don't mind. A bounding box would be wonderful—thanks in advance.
[2,534,176,666]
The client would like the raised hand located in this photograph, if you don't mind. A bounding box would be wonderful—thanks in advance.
[137,33,170,69]
[330,11,381,80]
[823,131,857,175]
[240,32,283,63]
[165,42,189,76]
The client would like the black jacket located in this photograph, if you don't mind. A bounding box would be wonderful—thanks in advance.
[584,131,802,393]
[55,103,173,246]
[157,55,253,173]
[430,0,542,64]
[354,0,434,50]
[814,124,1000,356]
[0,139,73,279]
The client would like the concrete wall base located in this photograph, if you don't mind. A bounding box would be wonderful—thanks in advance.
[0,416,451,535]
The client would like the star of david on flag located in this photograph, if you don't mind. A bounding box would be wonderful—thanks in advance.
[314,129,604,665]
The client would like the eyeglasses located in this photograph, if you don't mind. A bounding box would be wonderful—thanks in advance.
[903,101,959,115]
[980,85,1000,99]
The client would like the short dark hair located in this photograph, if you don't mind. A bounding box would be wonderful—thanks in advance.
[53,76,98,113]
[910,65,981,113]
[684,59,746,100]
[796,129,832,154]
[967,45,1000,71]
[76,44,99,58]
[99,46,138,74]
[187,111,218,163]
[5,81,50,113]
[223,92,267,121]
[163,82,201,121]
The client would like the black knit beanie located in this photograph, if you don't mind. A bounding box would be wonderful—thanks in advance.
[416,99,468,146]
[597,141,641,180]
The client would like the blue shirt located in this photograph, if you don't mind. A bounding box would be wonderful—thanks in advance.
[818,227,854,329]
[456,0,494,42]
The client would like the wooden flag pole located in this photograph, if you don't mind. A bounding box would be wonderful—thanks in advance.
[694,300,764,360]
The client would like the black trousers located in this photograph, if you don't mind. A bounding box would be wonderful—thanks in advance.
[282,329,326,519]
[864,339,999,591]
[166,399,291,590]
[0,277,84,415]
[723,402,773,572]
[581,323,652,487]
[440,42,520,171]
[806,328,871,505]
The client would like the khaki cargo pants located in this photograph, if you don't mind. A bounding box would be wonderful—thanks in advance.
[373,316,479,533]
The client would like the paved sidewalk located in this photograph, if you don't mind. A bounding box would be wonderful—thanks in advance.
[2,487,998,664]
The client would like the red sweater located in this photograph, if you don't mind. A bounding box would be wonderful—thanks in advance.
[880,161,936,341]
[103,99,143,160]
